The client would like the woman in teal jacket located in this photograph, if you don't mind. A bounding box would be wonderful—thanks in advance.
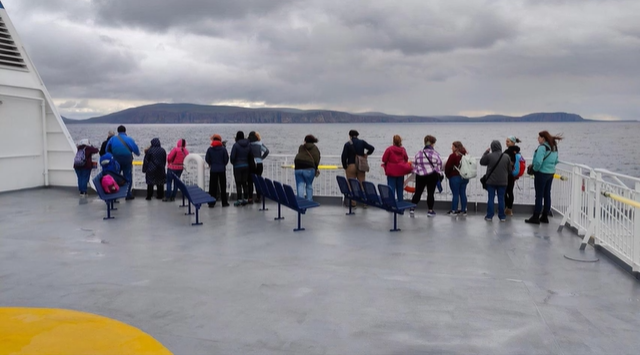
[525,131,563,224]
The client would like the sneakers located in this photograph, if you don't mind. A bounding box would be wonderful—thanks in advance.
[499,218,506,222]
[447,210,458,216]
[247,199,254,205]
[241,199,248,206]
[222,202,230,207]
[233,200,243,207]
[457,210,467,216]
[409,208,415,218]
[484,217,492,221]
[427,210,436,217]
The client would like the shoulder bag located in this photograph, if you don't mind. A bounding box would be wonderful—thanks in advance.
[480,154,505,190]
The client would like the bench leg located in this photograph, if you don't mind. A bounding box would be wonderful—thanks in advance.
[185,202,194,215]
[259,199,268,211]
[180,195,188,208]
[293,212,305,232]
[110,200,118,211]
[390,212,401,232]
[192,206,203,226]
[104,201,114,220]
[346,198,354,215]
[274,203,284,220]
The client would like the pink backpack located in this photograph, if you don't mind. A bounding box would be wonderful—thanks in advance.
[101,175,120,194]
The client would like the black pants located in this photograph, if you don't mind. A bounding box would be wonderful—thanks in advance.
[411,173,439,210]
[146,184,164,199]
[234,167,250,200]
[505,174,515,209]
[247,163,264,201]
[209,171,228,205]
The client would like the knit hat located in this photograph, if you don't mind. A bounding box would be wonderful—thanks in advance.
[212,134,222,141]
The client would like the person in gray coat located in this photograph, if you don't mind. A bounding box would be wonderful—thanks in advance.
[479,140,512,221]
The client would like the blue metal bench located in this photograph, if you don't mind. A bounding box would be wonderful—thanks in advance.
[264,178,284,221]
[170,171,216,226]
[336,176,355,215]
[251,174,268,211]
[274,181,320,232]
[378,184,416,232]
[92,173,129,220]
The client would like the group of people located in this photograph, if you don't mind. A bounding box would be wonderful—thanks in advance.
[73,126,562,224]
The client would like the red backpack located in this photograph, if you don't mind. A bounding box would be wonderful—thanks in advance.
[514,153,526,179]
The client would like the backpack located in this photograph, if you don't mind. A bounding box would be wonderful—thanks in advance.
[513,153,526,179]
[73,147,86,168]
[455,154,477,179]
[101,174,119,194]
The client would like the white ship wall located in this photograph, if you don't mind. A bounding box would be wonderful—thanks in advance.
[0,4,76,192]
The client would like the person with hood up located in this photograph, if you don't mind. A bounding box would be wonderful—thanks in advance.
[100,153,127,187]
[205,134,230,208]
[247,131,270,203]
[230,131,252,206]
[105,125,140,200]
[142,138,167,200]
[504,136,522,216]
[479,140,512,221]
[444,141,469,216]
[294,135,321,201]
[73,139,99,197]
[381,135,411,201]
[164,139,189,202]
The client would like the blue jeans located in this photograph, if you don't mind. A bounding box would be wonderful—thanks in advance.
[486,185,507,219]
[166,169,183,198]
[449,176,469,212]
[387,176,404,201]
[534,172,554,214]
[74,168,91,193]
[295,169,315,201]
[114,155,133,198]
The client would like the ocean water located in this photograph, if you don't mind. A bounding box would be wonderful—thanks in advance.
[67,122,640,178]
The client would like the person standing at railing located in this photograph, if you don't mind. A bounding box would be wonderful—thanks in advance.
[294,135,321,201]
[230,131,252,206]
[99,130,114,156]
[73,139,99,197]
[247,131,270,204]
[504,136,522,216]
[381,135,411,202]
[409,135,443,218]
[480,140,511,222]
[341,130,375,208]
[163,139,189,202]
[444,141,469,216]
[142,138,166,201]
[205,134,229,208]
[105,125,140,200]
[525,131,562,224]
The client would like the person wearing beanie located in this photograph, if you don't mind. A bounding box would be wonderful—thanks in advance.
[105,125,140,200]
[99,130,115,156]
[340,129,374,207]
[479,140,512,221]
[164,138,190,202]
[73,138,99,197]
[205,134,229,207]
[293,134,321,201]
[247,131,270,203]
[504,136,522,216]
[230,131,253,206]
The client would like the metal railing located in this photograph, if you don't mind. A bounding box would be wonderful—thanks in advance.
[91,154,640,272]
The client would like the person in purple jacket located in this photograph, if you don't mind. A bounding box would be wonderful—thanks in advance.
[409,135,443,218]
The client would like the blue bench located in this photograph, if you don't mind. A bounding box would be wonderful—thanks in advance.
[273,181,320,231]
[92,173,129,220]
[251,174,268,211]
[169,171,216,226]
[264,178,285,220]
[335,176,415,232]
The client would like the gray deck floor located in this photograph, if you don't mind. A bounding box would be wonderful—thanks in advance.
[1,188,640,354]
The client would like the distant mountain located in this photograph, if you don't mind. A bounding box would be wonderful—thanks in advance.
[63,103,588,124]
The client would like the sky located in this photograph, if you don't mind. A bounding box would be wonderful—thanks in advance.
[3,0,640,120]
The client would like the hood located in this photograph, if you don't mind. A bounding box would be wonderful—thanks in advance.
[100,153,119,172]
[388,145,405,154]
[150,138,161,147]
[236,139,250,148]
[303,142,316,150]
[490,140,502,152]
[507,145,521,154]
[78,138,90,146]
[176,139,186,148]
[210,140,223,147]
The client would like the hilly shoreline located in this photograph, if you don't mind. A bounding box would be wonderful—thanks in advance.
[63,103,588,124]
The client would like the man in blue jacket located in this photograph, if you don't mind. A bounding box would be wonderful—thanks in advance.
[105,125,140,200]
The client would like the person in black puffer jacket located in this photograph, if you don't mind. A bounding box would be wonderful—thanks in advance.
[205,134,229,207]
[504,136,522,216]
[142,138,167,200]
[230,131,252,206]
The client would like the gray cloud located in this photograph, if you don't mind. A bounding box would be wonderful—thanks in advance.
[3,0,640,120]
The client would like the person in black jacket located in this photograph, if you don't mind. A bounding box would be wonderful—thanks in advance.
[142,138,166,200]
[99,130,115,156]
[341,130,374,207]
[504,136,522,216]
[205,134,230,207]
[230,131,252,206]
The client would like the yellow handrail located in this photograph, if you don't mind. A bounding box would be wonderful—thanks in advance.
[601,191,640,209]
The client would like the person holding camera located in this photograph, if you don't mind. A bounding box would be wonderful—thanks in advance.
[409,135,443,218]
[479,140,512,221]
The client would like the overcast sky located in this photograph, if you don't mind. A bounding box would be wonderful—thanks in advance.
[3,0,640,120]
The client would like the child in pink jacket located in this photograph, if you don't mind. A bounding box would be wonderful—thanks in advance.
[164,139,189,201]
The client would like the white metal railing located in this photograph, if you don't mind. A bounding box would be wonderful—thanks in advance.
[91,154,640,272]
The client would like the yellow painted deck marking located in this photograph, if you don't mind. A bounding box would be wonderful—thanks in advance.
[0,308,172,355]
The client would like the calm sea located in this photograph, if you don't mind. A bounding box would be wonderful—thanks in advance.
[67,122,640,178]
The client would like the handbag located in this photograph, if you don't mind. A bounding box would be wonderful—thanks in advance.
[423,150,443,181]
[527,147,552,175]
[481,154,505,190]
[304,146,321,177]
[355,155,370,172]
